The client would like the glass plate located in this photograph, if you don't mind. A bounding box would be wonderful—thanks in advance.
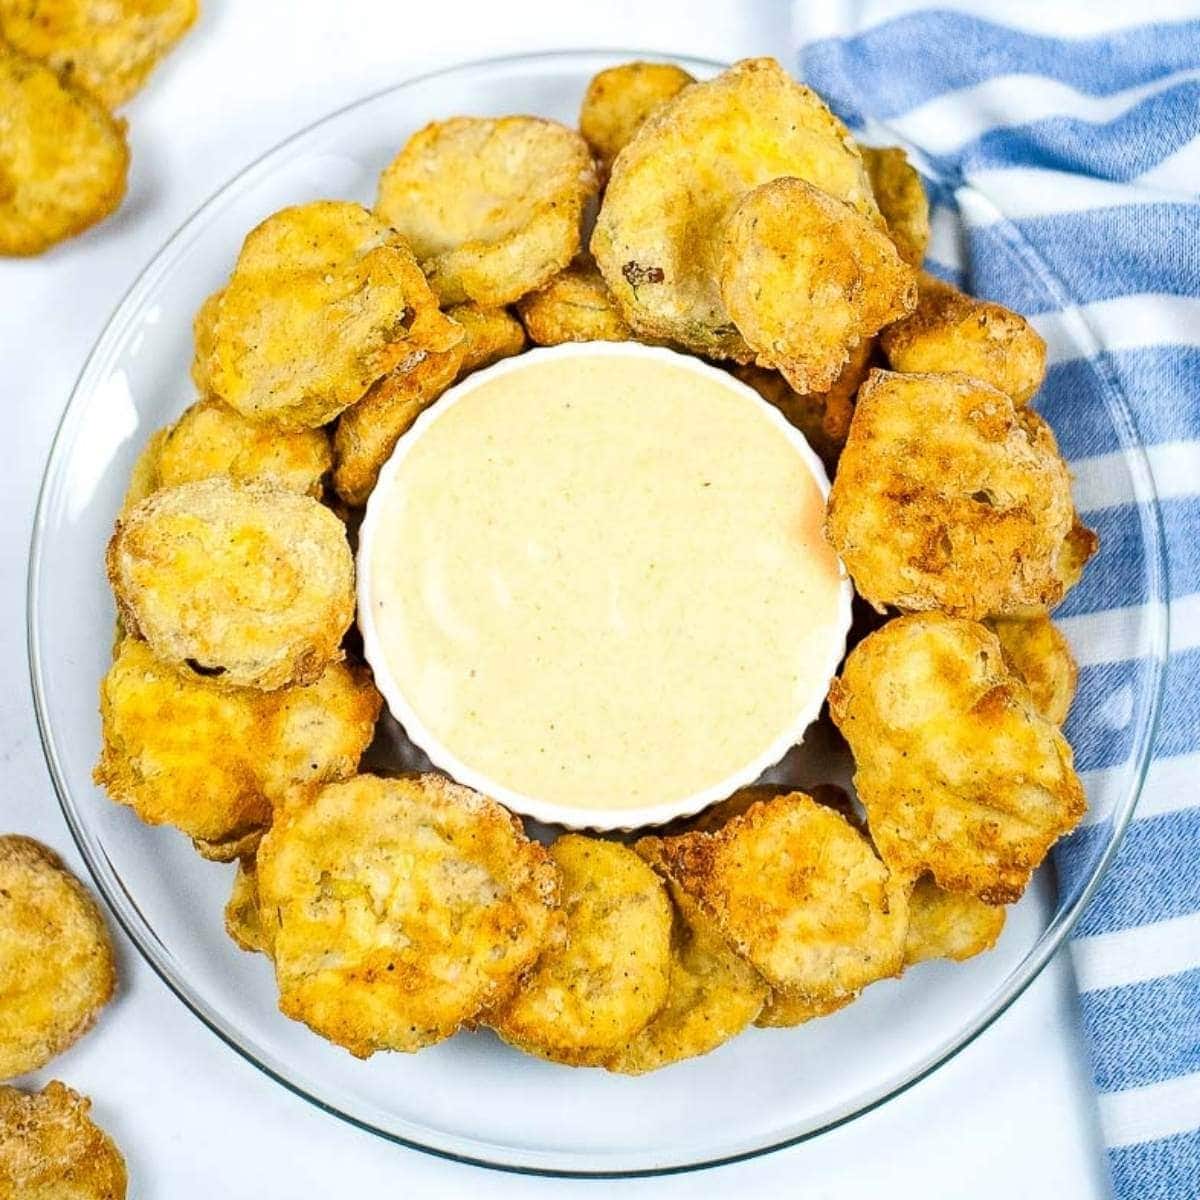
[27,50,1168,1177]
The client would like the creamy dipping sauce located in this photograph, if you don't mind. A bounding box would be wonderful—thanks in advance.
[362,348,848,818]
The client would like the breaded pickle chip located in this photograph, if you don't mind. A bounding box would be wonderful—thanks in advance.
[880,274,1047,404]
[755,990,854,1029]
[0,837,116,1080]
[591,57,881,360]
[0,43,128,256]
[119,427,167,517]
[578,60,694,176]
[654,793,908,1004]
[332,342,465,508]
[208,201,461,429]
[904,874,1005,966]
[517,257,633,345]
[107,477,355,689]
[860,145,929,268]
[0,1081,127,1199]
[987,614,1078,725]
[826,370,1077,618]
[605,840,766,1074]
[130,398,332,499]
[225,857,269,955]
[192,826,261,864]
[95,639,381,851]
[732,340,873,469]
[190,287,221,394]
[719,177,916,393]
[489,835,671,1067]
[447,301,527,376]
[0,0,196,108]
[830,613,1086,903]
[376,116,599,306]
[257,774,559,1057]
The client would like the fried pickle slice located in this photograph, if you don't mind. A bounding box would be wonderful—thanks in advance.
[225,857,269,955]
[591,57,881,360]
[489,835,671,1067]
[903,874,1006,966]
[860,145,929,269]
[189,286,222,394]
[830,613,1086,903]
[719,177,915,394]
[987,614,1078,725]
[207,201,460,429]
[133,398,332,498]
[0,0,196,108]
[880,274,1047,404]
[447,301,527,376]
[0,43,128,256]
[107,477,354,688]
[826,370,1077,618]
[0,838,115,1080]
[754,990,854,1029]
[257,774,559,1057]
[376,116,599,307]
[119,427,167,518]
[517,256,633,345]
[192,826,262,864]
[732,340,874,470]
[0,1081,126,1199]
[653,793,908,1005]
[578,60,694,178]
[603,839,765,1073]
[332,341,465,508]
[95,639,380,851]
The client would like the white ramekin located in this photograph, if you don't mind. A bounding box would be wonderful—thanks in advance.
[357,341,854,832]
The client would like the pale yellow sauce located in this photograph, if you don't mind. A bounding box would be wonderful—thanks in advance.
[366,353,845,812]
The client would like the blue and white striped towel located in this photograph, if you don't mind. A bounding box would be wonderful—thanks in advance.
[794,4,1200,1195]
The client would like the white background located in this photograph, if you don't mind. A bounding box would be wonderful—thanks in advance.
[0,3,1113,1196]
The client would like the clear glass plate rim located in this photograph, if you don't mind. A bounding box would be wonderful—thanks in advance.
[24,47,1171,1178]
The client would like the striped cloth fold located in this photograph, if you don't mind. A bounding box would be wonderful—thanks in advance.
[794,5,1200,1195]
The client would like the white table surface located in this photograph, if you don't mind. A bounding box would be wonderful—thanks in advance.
[0,2,1113,1195]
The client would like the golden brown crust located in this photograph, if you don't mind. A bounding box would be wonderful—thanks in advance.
[224,857,269,955]
[0,0,197,108]
[648,792,908,1004]
[207,201,461,429]
[0,837,116,1080]
[578,60,695,177]
[376,116,599,306]
[489,835,671,1067]
[830,613,1086,903]
[0,1081,126,1199]
[880,274,1047,404]
[257,774,560,1057]
[903,874,1006,966]
[153,398,332,498]
[446,302,527,376]
[719,177,916,393]
[607,840,767,1073]
[516,257,633,345]
[754,989,854,1029]
[95,639,380,849]
[189,286,222,394]
[731,340,874,470]
[0,42,128,256]
[332,342,465,508]
[592,57,882,359]
[826,370,1077,618]
[106,477,355,689]
[987,614,1078,725]
[860,145,930,269]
